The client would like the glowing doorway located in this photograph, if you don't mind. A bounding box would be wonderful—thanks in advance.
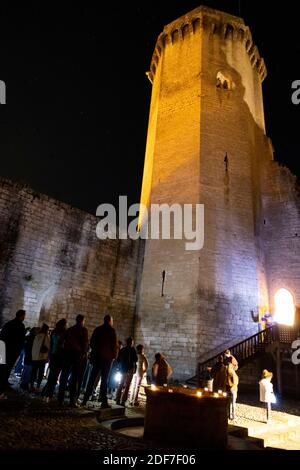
[274,288,295,326]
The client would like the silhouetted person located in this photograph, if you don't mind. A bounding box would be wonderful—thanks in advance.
[115,337,138,406]
[30,323,50,392]
[43,319,67,401]
[0,310,26,398]
[152,353,173,386]
[20,327,39,391]
[211,355,227,392]
[58,314,88,407]
[82,315,117,408]
[14,327,31,376]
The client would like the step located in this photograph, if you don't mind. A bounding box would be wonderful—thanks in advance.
[227,435,264,450]
[95,404,125,422]
[228,424,265,449]
[249,424,300,449]
[228,424,248,438]
[247,416,295,436]
[266,438,300,451]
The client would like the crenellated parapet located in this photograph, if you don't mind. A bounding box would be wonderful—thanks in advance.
[147,6,267,84]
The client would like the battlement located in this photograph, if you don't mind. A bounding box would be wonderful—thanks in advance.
[147,5,267,84]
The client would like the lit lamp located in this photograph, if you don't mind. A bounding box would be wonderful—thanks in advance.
[151,384,157,391]
[204,387,208,392]
[196,391,202,397]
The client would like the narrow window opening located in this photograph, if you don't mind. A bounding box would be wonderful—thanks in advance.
[161,270,166,297]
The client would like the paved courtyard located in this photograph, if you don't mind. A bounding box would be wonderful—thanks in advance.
[1,377,300,452]
[0,390,150,451]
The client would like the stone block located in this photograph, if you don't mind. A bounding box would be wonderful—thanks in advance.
[144,386,228,449]
[95,405,126,422]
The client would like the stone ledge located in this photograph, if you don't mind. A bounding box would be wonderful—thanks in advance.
[95,405,125,423]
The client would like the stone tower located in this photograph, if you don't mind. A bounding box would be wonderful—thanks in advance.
[136,5,275,379]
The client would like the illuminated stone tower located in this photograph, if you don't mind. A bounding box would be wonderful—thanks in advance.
[136,6,274,379]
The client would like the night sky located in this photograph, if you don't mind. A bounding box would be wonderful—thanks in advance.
[0,1,299,214]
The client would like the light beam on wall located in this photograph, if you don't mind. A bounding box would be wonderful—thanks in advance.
[274,288,295,326]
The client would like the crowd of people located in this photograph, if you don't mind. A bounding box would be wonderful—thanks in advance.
[0,310,173,408]
[0,310,275,422]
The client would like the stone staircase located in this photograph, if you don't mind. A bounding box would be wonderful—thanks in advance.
[228,425,265,449]
[229,414,300,450]
[186,324,298,387]
[249,417,300,450]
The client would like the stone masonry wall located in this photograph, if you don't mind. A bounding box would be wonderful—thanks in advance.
[136,7,270,380]
[0,177,141,342]
[262,163,300,312]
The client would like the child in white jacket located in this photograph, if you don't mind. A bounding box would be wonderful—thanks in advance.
[259,369,275,423]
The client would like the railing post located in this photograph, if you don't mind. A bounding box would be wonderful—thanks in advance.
[276,346,282,395]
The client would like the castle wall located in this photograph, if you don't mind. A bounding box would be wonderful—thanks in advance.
[262,163,300,311]
[0,178,140,341]
[136,7,271,380]
[198,15,270,353]
[136,12,203,379]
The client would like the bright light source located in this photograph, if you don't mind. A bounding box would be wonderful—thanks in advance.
[274,288,295,326]
[115,372,122,384]
[196,391,202,397]
[150,384,157,391]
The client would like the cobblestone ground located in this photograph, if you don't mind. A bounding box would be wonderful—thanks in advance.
[0,387,149,451]
[1,376,300,451]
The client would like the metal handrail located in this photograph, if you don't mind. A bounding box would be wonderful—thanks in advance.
[197,325,279,380]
